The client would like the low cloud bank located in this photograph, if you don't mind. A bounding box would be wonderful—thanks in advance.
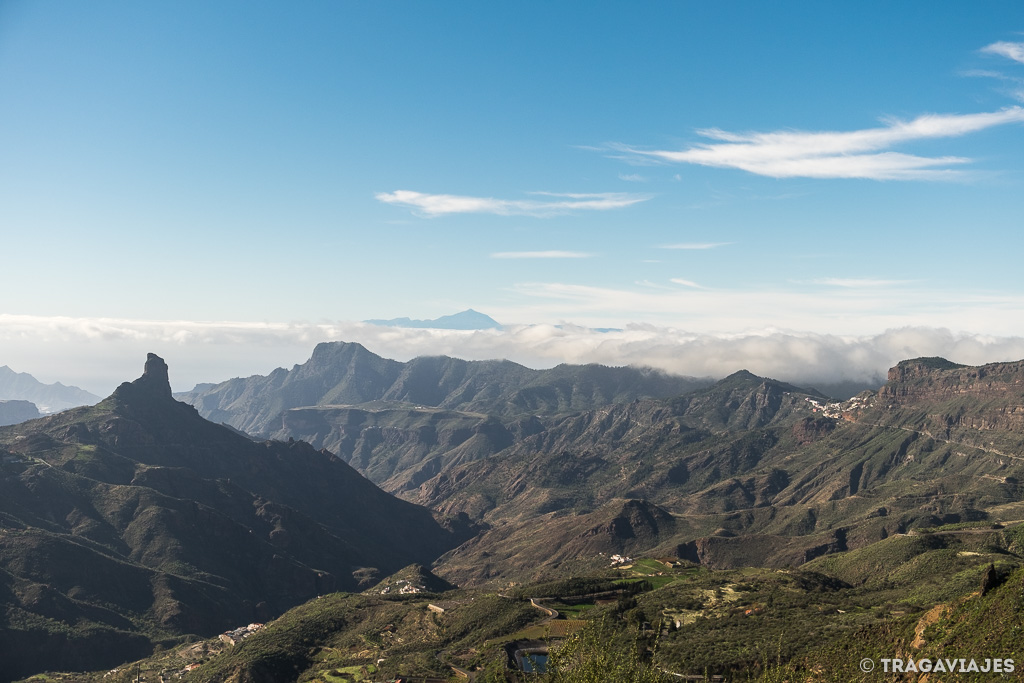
[3,314,1024,397]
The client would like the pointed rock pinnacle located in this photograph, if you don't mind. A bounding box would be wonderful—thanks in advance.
[134,353,172,398]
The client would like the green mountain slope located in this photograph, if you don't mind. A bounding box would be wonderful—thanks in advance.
[416,359,1024,583]
[15,355,1024,683]
[33,523,1023,683]
[0,355,466,682]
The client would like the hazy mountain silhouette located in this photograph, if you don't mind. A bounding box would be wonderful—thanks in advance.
[0,365,100,413]
[0,399,40,426]
[364,308,502,330]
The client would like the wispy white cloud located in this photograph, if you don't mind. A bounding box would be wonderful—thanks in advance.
[614,108,1024,180]
[669,278,705,289]
[982,41,1024,65]
[962,61,1024,103]
[659,242,733,250]
[618,173,647,182]
[375,190,651,217]
[635,279,674,290]
[814,278,915,288]
[962,68,1019,81]
[491,251,595,259]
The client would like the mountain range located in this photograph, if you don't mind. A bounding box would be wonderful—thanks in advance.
[7,347,1024,681]
[176,340,709,436]
[0,365,100,414]
[178,345,1024,588]
[415,358,1024,584]
[0,354,468,680]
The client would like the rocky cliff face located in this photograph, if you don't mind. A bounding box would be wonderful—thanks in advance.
[881,357,1024,404]
[870,357,1024,448]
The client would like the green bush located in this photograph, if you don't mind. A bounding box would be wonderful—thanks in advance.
[543,619,663,683]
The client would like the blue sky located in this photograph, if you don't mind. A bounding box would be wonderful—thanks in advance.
[3,1,1024,393]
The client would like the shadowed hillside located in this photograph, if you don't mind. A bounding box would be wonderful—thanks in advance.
[0,354,467,682]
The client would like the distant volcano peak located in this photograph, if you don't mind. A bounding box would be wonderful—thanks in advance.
[364,309,502,330]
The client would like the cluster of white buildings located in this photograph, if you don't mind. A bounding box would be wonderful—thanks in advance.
[379,579,424,595]
[219,622,264,645]
[804,394,874,420]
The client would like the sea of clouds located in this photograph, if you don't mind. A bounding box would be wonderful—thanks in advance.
[4,314,1024,398]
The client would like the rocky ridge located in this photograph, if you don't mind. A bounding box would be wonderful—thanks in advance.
[177,341,709,439]
[414,358,1024,583]
[0,354,467,680]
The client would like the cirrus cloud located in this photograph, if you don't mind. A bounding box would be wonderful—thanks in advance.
[659,242,733,250]
[491,251,595,259]
[375,190,651,217]
[613,107,1024,180]
[982,41,1024,65]
[813,278,916,288]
